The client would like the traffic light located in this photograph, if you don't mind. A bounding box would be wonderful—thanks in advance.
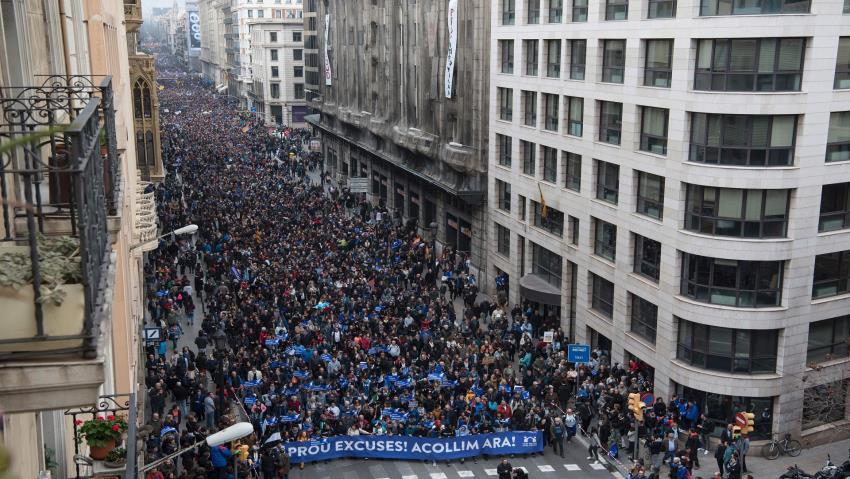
[741,412,755,435]
[628,393,646,422]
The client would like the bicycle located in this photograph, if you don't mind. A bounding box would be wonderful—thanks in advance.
[765,433,802,460]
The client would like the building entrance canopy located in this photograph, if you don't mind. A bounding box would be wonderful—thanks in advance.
[519,274,561,306]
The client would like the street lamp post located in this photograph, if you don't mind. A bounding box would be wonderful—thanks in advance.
[139,422,253,473]
[213,329,228,430]
[129,224,199,252]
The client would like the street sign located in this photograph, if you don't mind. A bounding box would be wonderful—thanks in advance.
[640,392,655,406]
[349,177,369,194]
[567,343,591,363]
[144,327,161,342]
[735,412,747,428]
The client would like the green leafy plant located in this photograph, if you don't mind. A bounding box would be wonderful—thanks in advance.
[74,415,127,449]
[105,447,126,463]
[0,235,82,305]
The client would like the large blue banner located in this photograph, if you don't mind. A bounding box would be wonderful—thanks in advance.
[283,431,543,463]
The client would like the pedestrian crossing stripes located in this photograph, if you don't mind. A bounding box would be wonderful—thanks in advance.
[377,463,601,477]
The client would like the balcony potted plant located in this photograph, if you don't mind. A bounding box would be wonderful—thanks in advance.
[104,447,127,468]
[75,415,127,460]
[0,235,85,353]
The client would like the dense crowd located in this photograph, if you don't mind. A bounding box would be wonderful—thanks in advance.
[140,57,752,479]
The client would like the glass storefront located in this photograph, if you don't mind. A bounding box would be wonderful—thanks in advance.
[673,381,773,439]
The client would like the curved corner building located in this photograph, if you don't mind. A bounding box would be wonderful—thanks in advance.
[488,0,850,444]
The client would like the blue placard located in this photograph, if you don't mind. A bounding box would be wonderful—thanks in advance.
[283,431,543,463]
[567,344,591,363]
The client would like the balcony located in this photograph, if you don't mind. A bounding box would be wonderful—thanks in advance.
[135,176,158,252]
[0,75,120,413]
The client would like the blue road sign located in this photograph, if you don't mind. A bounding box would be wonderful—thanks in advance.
[567,344,591,363]
[144,327,161,342]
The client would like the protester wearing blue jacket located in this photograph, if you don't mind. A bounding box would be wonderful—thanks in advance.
[211,444,232,479]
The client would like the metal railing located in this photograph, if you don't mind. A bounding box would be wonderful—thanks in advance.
[65,393,137,479]
[0,75,119,359]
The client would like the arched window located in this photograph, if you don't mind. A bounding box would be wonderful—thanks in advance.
[142,82,152,118]
[133,79,153,118]
[133,81,143,119]
[145,131,155,168]
[136,131,146,168]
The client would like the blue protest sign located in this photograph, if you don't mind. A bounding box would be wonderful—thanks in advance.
[567,344,591,363]
[283,431,543,463]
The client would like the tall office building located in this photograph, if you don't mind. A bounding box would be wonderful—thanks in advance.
[309,0,491,270]
[248,16,308,126]
[489,0,850,443]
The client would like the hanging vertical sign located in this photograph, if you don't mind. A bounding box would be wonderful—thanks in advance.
[444,0,458,98]
[324,14,333,86]
[188,11,201,49]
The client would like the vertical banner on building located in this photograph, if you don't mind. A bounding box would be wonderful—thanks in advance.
[445,0,458,98]
[324,14,333,86]
[188,11,201,49]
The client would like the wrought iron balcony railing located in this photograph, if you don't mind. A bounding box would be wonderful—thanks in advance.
[0,75,120,360]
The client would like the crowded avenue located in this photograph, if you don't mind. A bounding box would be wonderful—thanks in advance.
[139,56,755,479]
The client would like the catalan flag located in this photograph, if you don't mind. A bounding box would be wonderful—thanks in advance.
[538,183,549,218]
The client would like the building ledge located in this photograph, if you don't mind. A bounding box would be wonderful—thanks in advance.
[0,358,105,413]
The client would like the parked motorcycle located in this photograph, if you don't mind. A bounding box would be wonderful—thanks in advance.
[780,465,814,479]
[811,455,845,479]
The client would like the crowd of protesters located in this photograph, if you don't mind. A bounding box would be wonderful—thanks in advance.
[139,55,755,479]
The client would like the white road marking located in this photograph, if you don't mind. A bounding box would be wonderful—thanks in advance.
[402,475,418,479]
[457,472,475,478]
[538,465,556,472]
[430,474,447,479]
[590,463,607,470]
[484,469,497,476]
[564,464,582,471]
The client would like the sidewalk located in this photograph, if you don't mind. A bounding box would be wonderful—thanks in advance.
[736,437,850,478]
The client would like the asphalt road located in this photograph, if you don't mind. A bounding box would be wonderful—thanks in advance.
[287,441,615,479]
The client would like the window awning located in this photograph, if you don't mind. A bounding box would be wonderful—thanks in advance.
[519,273,561,306]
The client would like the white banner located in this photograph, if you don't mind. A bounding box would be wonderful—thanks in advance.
[324,14,332,86]
[445,0,458,98]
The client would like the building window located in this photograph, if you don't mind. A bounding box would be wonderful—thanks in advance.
[596,160,619,204]
[672,382,774,439]
[598,101,623,145]
[498,88,513,121]
[802,380,850,430]
[700,0,810,15]
[270,83,280,98]
[248,9,253,17]
[500,40,514,73]
[528,0,541,23]
[545,39,561,78]
[695,38,805,92]
[257,9,264,17]
[681,254,783,307]
[565,96,583,137]
[630,294,658,344]
[502,0,516,24]
[543,93,559,131]
[827,112,850,162]
[833,38,850,90]
[634,234,661,281]
[270,49,279,61]
[648,0,676,18]
[640,107,669,155]
[846,0,850,13]
[593,218,617,261]
[294,66,303,77]
[497,179,512,212]
[602,39,626,83]
[685,185,790,238]
[569,216,579,245]
[293,31,302,42]
[821,183,850,232]
[644,39,672,87]
[521,140,536,175]
[294,49,303,60]
[497,134,512,167]
[271,66,279,78]
[606,0,628,20]
[532,243,563,286]
[542,146,558,182]
[496,223,511,257]
[570,40,586,80]
[636,171,665,220]
[549,0,563,22]
[689,113,797,166]
[532,201,565,237]
[564,152,581,191]
[523,90,537,127]
[524,40,539,76]
[677,318,779,373]
[591,273,615,318]
[572,0,588,21]
[294,83,305,99]
[807,316,850,364]
[270,32,278,42]
[813,250,850,299]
